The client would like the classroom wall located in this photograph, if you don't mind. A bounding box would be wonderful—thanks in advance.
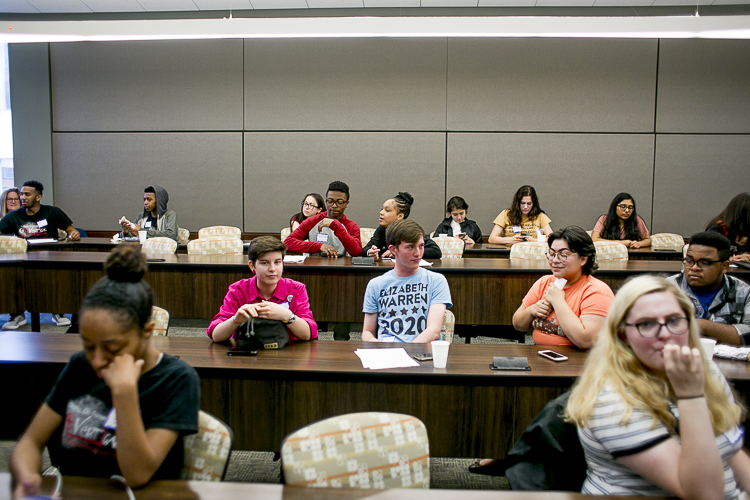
[15,37,750,237]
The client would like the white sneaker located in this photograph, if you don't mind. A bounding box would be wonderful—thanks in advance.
[52,314,71,327]
[3,314,27,330]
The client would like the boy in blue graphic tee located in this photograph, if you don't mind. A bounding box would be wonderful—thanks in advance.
[362,219,452,343]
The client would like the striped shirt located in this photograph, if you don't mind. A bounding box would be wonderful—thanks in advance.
[579,364,744,498]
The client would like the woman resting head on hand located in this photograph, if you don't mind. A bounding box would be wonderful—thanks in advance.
[566,275,749,500]
[290,193,324,232]
[706,192,750,262]
[488,185,552,245]
[591,192,651,249]
[10,244,200,496]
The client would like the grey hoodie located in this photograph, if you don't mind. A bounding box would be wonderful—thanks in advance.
[124,185,179,242]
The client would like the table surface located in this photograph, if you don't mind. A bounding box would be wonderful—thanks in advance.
[463,242,685,260]
[0,473,663,500]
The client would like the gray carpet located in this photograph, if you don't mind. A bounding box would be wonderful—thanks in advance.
[1,316,526,489]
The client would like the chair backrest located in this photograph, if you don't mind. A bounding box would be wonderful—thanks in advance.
[359,227,376,248]
[0,236,28,254]
[177,228,191,245]
[281,227,292,241]
[509,241,549,260]
[594,240,629,261]
[187,237,244,255]
[142,237,178,255]
[181,410,234,482]
[198,226,242,239]
[150,306,170,336]
[651,233,685,251]
[432,236,464,259]
[281,412,429,489]
[441,310,455,343]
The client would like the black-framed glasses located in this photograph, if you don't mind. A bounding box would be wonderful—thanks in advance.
[326,198,348,207]
[617,204,634,212]
[625,317,689,338]
[546,250,576,262]
[302,202,319,210]
[683,257,723,270]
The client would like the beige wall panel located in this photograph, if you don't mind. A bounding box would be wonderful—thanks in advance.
[653,135,750,238]
[53,133,243,232]
[243,38,448,131]
[51,40,244,131]
[447,38,657,133]
[656,40,750,134]
[446,133,655,235]
[244,132,446,234]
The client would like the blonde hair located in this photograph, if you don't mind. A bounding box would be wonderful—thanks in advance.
[565,275,742,435]
[0,187,19,217]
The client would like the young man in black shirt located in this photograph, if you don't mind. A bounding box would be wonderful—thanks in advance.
[0,180,80,241]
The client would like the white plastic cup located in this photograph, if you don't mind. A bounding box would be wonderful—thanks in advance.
[431,340,450,369]
[700,338,717,360]
[138,230,148,244]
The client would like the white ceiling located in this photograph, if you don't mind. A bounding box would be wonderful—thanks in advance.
[1,0,749,14]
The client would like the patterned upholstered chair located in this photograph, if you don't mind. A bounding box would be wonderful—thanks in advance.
[441,310,455,343]
[141,236,178,255]
[359,228,376,248]
[509,241,549,261]
[177,228,191,245]
[198,226,242,239]
[181,411,234,482]
[594,240,629,261]
[0,236,28,254]
[281,412,429,489]
[187,237,244,255]
[432,236,464,259]
[150,306,170,337]
[651,233,685,251]
[281,227,292,241]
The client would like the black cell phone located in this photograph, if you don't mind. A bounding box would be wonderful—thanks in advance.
[227,347,258,356]
[412,353,433,361]
[146,258,166,262]
[652,249,676,252]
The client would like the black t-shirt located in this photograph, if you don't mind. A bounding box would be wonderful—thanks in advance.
[45,351,200,480]
[0,205,73,239]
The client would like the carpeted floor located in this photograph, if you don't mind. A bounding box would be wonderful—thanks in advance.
[1,315,529,489]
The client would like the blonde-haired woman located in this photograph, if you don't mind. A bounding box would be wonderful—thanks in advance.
[566,275,750,499]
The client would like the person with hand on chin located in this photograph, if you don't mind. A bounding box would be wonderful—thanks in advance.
[10,244,200,495]
[284,180,361,258]
[667,232,750,346]
[361,219,452,344]
[207,236,317,343]
[591,192,651,249]
[566,275,750,499]
[363,191,441,260]
[488,185,552,245]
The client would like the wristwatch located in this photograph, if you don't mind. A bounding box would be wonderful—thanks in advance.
[286,313,296,325]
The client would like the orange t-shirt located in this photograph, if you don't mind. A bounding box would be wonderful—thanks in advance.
[522,274,614,347]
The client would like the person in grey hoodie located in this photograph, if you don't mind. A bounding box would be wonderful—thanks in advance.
[121,185,178,242]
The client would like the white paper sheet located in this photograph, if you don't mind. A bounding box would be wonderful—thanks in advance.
[355,348,420,370]
[283,255,306,264]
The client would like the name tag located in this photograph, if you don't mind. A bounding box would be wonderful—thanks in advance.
[279,301,290,309]
[37,219,48,228]
[511,226,522,233]
[144,221,152,228]
[316,233,329,243]
[381,336,396,343]
[103,408,117,430]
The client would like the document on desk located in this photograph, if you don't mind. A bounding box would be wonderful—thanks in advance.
[27,238,58,244]
[283,255,306,264]
[355,348,420,370]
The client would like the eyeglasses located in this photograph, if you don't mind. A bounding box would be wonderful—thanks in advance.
[6,197,19,203]
[546,250,576,262]
[683,257,723,270]
[302,202,319,210]
[326,198,348,207]
[617,204,634,212]
[625,317,689,338]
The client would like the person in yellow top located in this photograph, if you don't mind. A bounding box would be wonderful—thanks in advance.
[488,185,553,244]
